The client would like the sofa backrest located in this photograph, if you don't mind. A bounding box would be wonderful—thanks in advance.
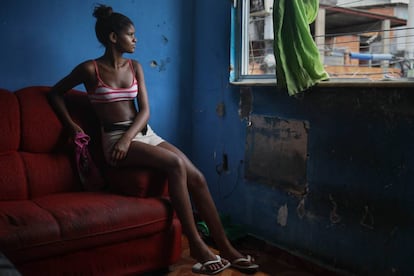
[0,87,104,200]
[0,89,27,200]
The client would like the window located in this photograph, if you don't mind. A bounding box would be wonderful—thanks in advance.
[230,0,275,82]
[230,0,414,84]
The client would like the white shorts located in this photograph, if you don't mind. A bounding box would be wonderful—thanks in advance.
[101,121,164,164]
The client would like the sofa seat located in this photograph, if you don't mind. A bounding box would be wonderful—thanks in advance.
[0,200,61,250]
[1,193,174,264]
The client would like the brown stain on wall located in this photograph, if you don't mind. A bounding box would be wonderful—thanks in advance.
[245,114,309,196]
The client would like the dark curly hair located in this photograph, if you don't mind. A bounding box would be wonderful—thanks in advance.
[93,4,134,46]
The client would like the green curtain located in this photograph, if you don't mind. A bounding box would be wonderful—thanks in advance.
[273,0,329,96]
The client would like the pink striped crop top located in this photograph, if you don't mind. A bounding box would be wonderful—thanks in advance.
[88,60,138,103]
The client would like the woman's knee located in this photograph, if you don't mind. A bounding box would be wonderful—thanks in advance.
[188,169,208,191]
[166,154,186,176]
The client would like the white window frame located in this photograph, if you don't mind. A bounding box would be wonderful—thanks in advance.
[230,0,276,84]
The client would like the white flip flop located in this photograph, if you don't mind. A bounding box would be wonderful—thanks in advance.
[192,255,230,275]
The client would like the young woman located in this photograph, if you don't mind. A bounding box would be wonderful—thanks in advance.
[48,4,258,275]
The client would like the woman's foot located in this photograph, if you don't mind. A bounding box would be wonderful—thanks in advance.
[189,239,230,274]
[229,255,258,274]
[220,248,259,274]
[191,255,231,275]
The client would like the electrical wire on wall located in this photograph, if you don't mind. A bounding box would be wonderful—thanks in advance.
[221,159,244,200]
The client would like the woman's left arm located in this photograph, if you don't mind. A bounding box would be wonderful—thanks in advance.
[124,60,150,139]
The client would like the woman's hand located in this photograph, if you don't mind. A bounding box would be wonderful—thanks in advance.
[68,124,85,145]
[71,124,85,135]
[110,136,131,165]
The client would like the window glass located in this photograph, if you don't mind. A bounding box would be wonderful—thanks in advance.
[243,0,275,76]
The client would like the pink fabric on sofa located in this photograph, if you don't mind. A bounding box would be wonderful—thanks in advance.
[74,132,105,191]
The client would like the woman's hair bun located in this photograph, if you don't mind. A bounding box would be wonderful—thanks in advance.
[93,4,133,46]
[93,4,113,20]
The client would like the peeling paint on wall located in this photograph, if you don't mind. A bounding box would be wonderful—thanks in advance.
[329,194,341,224]
[360,205,374,230]
[161,35,169,45]
[277,204,288,227]
[150,60,158,68]
[149,58,171,72]
[296,197,306,219]
[216,102,225,117]
[239,87,252,121]
[294,194,320,222]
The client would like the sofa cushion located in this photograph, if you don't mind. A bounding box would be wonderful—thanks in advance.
[0,89,20,152]
[20,152,81,198]
[16,87,65,153]
[33,193,172,240]
[0,152,28,200]
[4,193,173,263]
[16,221,181,276]
[0,200,60,251]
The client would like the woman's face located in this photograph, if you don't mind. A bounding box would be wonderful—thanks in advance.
[114,24,137,53]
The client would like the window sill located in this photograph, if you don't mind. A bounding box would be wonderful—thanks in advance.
[230,78,414,88]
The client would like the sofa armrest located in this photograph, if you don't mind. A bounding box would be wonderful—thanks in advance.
[105,167,169,198]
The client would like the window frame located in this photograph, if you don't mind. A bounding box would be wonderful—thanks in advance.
[230,0,276,84]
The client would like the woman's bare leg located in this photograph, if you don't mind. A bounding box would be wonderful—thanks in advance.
[157,142,253,264]
[116,141,226,271]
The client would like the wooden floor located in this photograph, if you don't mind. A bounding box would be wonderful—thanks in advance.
[164,235,344,276]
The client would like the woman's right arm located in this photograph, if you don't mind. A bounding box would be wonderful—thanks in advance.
[48,63,90,135]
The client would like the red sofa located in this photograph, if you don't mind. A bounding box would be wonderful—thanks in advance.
[0,86,182,275]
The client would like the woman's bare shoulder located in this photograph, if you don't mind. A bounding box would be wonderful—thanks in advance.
[130,59,144,77]
[65,60,97,86]
[73,60,96,75]
[130,59,142,69]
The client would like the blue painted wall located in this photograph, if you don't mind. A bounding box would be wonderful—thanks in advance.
[0,0,194,150]
[2,0,414,275]
[192,1,414,275]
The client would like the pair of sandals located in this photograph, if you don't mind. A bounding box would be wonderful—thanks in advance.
[192,254,258,275]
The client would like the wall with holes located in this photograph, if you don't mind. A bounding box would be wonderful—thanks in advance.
[192,1,414,275]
